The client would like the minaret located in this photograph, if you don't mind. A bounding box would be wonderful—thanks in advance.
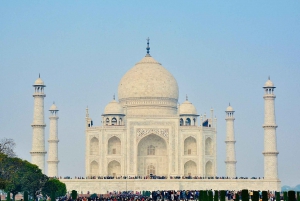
[263,77,279,180]
[225,103,237,178]
[30,75,47,173]
[47,102,59,177]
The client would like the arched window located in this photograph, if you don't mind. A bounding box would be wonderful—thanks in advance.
[180,118,183,126]
[147,164,155,175]
[90,161,99,176]
[205,161,213,177]
[184,160,197,176]
[184,137,197,155]
[185,118,191,126]
[147,145,155,155]
[90,137,99,155]
[108,136,121,155]
[111,117,117,125]
[106,118,110,125]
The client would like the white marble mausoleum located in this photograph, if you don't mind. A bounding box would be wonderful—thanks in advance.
[30,40,281,193]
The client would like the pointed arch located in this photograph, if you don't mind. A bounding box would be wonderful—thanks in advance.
[205,161,213,177]
[108,160,121,177]
[184,160,197,176]
[180,118,184,126]
[185,118,191,126]
[184,136,197,155]
[111,117,117,125]
[108,136,121,155]
[205,137,213,155]
[90,161,99,176]
[90,137,99,155]
[105,118,110,125]
[137,134,168,176]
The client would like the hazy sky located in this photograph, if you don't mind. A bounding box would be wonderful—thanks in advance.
[1,1,300,187]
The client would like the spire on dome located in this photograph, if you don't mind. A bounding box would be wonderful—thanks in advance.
[113,94,115,100]
[268,76,270,80]
[86,106,89,118]
[146,37,151,57]
[186,94,188,101]
[39,73,40,78]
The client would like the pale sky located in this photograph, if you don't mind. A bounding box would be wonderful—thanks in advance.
[1,1,300,187]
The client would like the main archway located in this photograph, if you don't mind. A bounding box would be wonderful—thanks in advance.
[137,134,168,176]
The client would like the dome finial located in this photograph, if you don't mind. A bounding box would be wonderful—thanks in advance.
[146,37,151,57]
[39,73,40,78]
[186,94,188,101]
[113,94,115,100]
[229,102,230,106]
[268,75,270,80]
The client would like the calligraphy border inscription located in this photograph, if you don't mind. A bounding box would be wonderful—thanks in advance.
[136,128,169,143]
[129,121,175,172]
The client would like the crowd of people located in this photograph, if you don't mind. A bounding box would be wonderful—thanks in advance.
[58,190,282,201]
[59,176,263,180]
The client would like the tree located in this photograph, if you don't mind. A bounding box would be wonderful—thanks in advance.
[0,153,10,190]
[4,157,25,201]
[0,138,16,158]
[42,179,66,198]
[21,161,48,199]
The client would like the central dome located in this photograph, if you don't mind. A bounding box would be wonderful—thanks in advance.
[118,55,179,116]
[118,56,179,100]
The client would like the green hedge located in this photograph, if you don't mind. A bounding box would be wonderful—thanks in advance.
[208,191,213,201]
[71,190,77,200]
[241,190,248,201]
[204,190,208,201]
[275,192,280,201]
[253,191,259,201]
[214,191,219,201]
[288,191,295,201]
[262,191,268,201]
[284,192,288,201]
[220,191,226,201]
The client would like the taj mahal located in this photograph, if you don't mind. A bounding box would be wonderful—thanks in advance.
[29,39,281,193]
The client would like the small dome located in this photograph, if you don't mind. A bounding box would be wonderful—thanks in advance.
[49,103,58,111]
[104,100,124,115]
[264,79,274,87]
[34,77,45,86]
[226,105,234,112]
[179,100,197,115]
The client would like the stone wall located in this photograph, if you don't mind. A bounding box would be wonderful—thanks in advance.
[61,179,281,194]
